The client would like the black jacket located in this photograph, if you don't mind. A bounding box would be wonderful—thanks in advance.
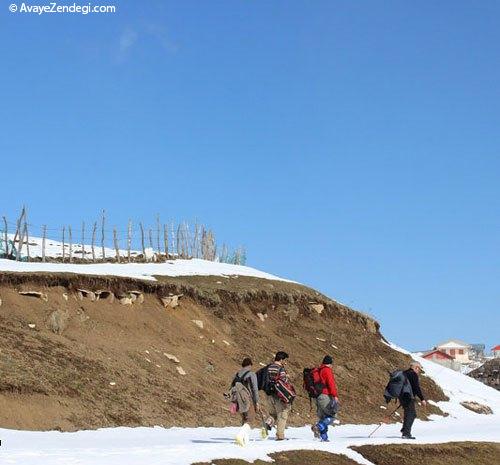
[403,368,425,401]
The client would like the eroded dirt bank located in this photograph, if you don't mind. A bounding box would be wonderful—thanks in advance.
[0,272,445,430]
[193,442,500,465]
[353,441,500,465]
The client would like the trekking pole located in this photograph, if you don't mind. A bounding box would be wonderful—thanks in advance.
[368,403,401,438]
[258,410,270,439]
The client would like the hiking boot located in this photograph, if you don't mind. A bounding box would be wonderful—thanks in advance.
[311,424,321,439]
[402,434,416,440]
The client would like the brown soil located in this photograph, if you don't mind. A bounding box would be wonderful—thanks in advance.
[193,450,359,465]
[353,442,500,465]
[0,271,446,431]
[193,443,500,465]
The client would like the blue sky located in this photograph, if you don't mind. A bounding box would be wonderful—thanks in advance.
[1,1,499,351]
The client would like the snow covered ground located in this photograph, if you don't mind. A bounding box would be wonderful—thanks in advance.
[1,238,498,464]
[1,345,499,465]
[2,233,291,281]
[2,232,145,261]
[0,258,288,282]
[1,415,499,465]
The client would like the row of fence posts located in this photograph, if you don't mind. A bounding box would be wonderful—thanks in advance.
[1,208,246,265]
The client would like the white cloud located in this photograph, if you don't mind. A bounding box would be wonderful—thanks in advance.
[118,28,138,55]
[115,23,177,63]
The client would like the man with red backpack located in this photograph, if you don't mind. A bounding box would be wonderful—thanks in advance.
[309,355,339,442]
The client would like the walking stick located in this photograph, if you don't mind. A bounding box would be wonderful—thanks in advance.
[368,403,401,438]
[258,411,269,439]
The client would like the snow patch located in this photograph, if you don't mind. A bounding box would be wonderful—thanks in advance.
[0,258,289,282]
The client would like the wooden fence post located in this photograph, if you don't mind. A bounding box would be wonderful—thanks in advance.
[69,226,73,263]
[184,223,190,258]
[127,220,132,263]
[193,223,200,259]
[81,222,85,261]
[24,222,30,261]
[2,216,8,258]
[101,210,106,261]
[42,225,47,262]
[91,222,97,262]
[140,222,146,259]
[171,223,175,257]
[17,224,24,261]
[14,207,26,261]
[163,224,168,260]
[156,215,161,256]
[148,228,153,252]
[113,227,120,263]
[62,226,66,262]
[176,224,181,258]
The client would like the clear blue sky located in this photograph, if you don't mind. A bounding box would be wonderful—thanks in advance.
[1,1,499,352]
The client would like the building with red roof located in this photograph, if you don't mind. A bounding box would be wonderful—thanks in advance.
[492,345,500,358]
[422,349,461,371]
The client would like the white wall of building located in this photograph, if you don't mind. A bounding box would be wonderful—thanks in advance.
[436,341,471,363]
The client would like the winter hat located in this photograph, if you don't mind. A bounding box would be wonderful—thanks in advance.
[322,355,333,365]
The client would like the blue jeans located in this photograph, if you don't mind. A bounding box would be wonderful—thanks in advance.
[316,416,333,441]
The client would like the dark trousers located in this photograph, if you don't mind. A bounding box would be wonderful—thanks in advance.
[401,399,416,436]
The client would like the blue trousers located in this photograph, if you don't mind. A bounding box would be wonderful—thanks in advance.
[316,416,333,441]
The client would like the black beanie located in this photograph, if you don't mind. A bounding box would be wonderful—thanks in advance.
[322,355,333,365]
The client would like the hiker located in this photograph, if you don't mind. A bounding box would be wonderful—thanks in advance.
[400,361,426,439]
[230,357,260,425]
[311,355,339,442]
[266,351,294,440]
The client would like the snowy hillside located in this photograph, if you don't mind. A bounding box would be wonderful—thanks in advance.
[1,342,498,465]
[0,257,288,282]
[3,232,135,260]
[0,237,498,464]
[1,232,288,282]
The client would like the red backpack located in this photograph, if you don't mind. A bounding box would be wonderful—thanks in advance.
[303,367,325,399]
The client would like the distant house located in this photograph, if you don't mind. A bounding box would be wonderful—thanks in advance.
[435,339,471,364]
[422,349,461,371]
[492,345,500,358]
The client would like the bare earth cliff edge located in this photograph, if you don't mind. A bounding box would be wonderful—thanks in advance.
[0,269,446,431]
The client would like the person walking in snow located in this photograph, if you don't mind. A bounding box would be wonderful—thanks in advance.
[400,361,427,439]
[266,351,294,441]
[311,355,339,442]
[230,357,260,425]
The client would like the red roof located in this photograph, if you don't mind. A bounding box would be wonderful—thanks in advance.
[422,349,454,360]
[492,345,500,351]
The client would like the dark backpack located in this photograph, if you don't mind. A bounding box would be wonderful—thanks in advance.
[256,364,275,395]
[384,369,413,403]
[231,370,251,388]
[303,367,325,399]
[230,370,252,413]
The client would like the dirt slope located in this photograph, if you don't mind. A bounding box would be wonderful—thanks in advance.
[193,450,359,465]
[0,272,446,431]
[353,442,500,465]
[194,443,500,465]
